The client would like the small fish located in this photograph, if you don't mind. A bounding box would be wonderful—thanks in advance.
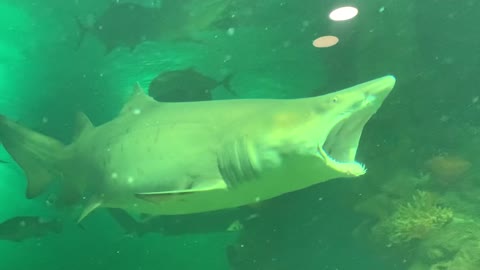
[148,68,236,102]
[108,207,252,237]
[0,216,62,242]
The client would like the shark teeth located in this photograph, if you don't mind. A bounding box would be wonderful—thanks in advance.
[317,145,367,176]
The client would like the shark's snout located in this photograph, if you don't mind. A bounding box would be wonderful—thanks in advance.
[317,75,396,176]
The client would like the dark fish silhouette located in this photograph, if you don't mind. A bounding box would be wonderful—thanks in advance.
[108,208,253,237]
[148,68,235,102]
[76,0,230,54]
[0,216,62,242]
[76,2,163,54]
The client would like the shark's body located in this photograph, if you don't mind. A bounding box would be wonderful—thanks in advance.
[0,76,396,221]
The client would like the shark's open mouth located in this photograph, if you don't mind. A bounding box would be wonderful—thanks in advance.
[317,110,371,177]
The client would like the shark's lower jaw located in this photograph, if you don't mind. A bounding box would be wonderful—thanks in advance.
[317,109,374,177]
[317,146,366,177]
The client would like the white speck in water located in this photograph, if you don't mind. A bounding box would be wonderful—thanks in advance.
[42,117,48,124]
[472,96,479,103]
[127,176,134,184]
[379,6,385,13]
[106,148,111,152]
[132,108,141,115]
[439,115,449,122]
[19,221,26,227]
[111,172,118,179]
[227,27,235,36]
[255,197,261,202]
[223,55,232,63]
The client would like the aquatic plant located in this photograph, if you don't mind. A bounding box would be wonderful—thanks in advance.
[424,155,471,185]
[376,190,453,245]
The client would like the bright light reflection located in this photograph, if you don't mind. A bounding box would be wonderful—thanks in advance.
[312,35,339,48]
[329,6,358,21]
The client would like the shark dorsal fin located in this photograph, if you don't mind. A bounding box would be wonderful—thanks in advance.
[119,82,157,115]
[72,112,94,142]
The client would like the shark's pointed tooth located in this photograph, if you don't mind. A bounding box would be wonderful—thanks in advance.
[119,82,157,115]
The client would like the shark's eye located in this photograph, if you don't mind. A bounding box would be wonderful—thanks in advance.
[332,97,338,103]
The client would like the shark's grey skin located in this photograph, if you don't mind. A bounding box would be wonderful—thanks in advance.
[0,75,396,221]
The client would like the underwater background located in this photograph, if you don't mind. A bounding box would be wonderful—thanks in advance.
[1,0,479,269]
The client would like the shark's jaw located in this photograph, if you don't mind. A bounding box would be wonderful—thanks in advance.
[314,75,396,177]
[316,109,369,177]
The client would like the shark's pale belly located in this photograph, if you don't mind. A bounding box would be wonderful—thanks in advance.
[79,109,341,216]
[103,154,339,216]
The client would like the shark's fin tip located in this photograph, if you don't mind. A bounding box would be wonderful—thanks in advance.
[77,199,102,223]
[119,83,156,115]
[73,112,94,141]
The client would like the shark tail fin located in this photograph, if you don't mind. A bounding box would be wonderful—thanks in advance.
[75,16,88,50]
[0,115,67,199]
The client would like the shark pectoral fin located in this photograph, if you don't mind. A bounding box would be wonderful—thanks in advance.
[135,183,227,204]
[135,190,199,203]
[77,198,102,223]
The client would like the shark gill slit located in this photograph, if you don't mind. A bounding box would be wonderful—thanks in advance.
[217,137,258,188]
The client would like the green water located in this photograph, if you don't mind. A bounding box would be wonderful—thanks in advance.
[1,0,479,269]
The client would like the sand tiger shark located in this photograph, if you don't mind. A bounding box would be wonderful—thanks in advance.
[0,75,396,222]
